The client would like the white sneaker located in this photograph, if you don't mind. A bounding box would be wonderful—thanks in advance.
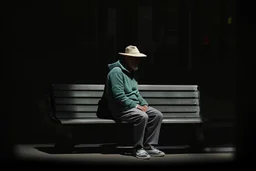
[145,146,165,157]
[133,148,151,160]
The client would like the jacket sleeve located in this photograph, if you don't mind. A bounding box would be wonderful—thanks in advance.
[136,90,148,106]
[108,68,137,109]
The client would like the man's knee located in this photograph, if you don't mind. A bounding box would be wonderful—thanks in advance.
[151,108,164,120]
[156,111,163,120]
[132,108,148,122]
[139,112,149,121]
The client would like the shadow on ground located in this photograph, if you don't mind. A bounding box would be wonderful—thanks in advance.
[35,144,201,155]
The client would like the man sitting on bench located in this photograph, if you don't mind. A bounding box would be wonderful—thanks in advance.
[105,45,165,159]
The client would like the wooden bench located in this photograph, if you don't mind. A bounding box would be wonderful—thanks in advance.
[48,84,204,152]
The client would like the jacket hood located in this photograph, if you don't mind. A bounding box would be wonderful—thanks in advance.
[108,60,130,73]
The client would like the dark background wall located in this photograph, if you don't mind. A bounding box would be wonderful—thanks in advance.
[11,0,236,145]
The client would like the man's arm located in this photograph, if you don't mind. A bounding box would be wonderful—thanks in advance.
[136,90,148,106]
[109,68,137,109]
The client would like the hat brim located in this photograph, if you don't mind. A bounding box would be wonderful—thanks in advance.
[118,52,147,57]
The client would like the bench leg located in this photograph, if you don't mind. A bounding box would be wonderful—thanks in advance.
[54,125,75,153]
[189,124,205,152]
[115,123,134,145]
[114,123,134,155]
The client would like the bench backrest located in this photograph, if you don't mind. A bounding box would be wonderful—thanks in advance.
[50,84,201,122]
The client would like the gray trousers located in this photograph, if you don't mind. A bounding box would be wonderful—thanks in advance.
[114,106,163,149]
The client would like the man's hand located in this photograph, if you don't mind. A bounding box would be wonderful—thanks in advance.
[137,105,148,112]
[143,105,148,112]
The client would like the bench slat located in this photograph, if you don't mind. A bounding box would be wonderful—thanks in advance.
[53,91,103,98]
[59,118,202,124]
[139,85,198,91]
[55,112,200,119]
[55,112,98,118]
[52,84,105,90]
[54,98,199,105]
[145,98,199,105]
[53,91,198,98]
[55,98,100,105]
[151,106,199,113]
[163,118,202,123]
[55,105,199,113]
[52,84,198,91]
[60,119,116,124]
[140,91,198,98]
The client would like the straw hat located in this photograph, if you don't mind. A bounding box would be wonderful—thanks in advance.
[118,45,147,58]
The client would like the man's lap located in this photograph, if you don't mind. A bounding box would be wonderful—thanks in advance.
[113,106,162,122]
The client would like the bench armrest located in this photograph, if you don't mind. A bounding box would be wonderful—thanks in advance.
[45,91,60,124]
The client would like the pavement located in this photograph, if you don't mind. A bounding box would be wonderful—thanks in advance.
[12,144,235,166]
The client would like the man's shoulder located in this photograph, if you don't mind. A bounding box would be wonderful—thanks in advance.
[109,67,122,74]
[107,67,124,79]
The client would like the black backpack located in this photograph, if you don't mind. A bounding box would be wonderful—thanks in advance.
[96,91,113,120]
[96,70,114,120]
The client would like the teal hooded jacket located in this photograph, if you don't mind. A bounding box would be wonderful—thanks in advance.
[105,60,148,115]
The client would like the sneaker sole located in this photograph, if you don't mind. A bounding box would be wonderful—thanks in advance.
[135,156,151,160]
[148,153,165,157]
